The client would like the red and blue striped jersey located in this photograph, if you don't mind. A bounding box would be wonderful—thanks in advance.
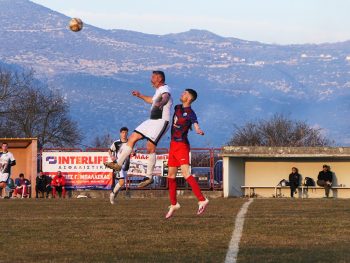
[171,104,198,144]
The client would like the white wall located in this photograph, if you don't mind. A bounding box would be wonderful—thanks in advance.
[223,157,245,197]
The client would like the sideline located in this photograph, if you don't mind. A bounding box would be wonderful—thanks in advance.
[224,198,254,263]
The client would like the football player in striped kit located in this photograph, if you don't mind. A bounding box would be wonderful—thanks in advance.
[165,89,209,219]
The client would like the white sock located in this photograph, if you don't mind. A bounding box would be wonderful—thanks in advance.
[146,153,156,179]
[117,145,133,166]
[112,183,122,195]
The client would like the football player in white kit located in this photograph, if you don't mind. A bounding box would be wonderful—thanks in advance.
[0,142,16,198]
[105,71,172,188]
[108,127,130,205]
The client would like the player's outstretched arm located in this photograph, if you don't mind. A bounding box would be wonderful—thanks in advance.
[132,91,153,104]
[194,123,204,135]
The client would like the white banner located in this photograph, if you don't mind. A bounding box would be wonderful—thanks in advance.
[41,152,113,189]
[129,153,190,177]
[128,153,167,177]
[42,152,111,172]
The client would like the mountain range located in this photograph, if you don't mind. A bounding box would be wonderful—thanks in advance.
[0,0,350,147]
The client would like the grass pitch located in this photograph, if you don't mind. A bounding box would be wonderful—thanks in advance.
[238,199,350,263]
[0,198,244,263]
[1,198,350,263]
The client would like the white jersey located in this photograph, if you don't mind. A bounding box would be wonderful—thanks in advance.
[150,85,172,121]
[109,140,130,173]
[0,151,15,182]
[109,139,127,160]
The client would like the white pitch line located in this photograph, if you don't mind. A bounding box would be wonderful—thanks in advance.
[224,198,254,263]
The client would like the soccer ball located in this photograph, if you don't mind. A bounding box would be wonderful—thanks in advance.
[69,18,83,32]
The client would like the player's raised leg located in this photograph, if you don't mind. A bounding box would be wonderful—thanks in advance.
[138,140,157,188]
[104,132,142,170]
[181,164,209,215]
[165,166,181,219]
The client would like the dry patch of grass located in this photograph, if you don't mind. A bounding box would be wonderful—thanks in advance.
[238,199,350,263]
[0,197,244,263]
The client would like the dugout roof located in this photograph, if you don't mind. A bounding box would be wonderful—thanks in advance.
[0,138,37,148]
[221,146,350,159]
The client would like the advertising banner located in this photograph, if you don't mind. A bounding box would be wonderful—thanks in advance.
[129,153,188,177]
[42,151,189,189]
[42,152,112,189]
[128,153,168,177]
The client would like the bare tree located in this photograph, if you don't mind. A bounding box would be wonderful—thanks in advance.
[0,67,27,105]
[91,134,114,148]
[228,114,332,147]
[0,69,12,102]
[0,69,82,148]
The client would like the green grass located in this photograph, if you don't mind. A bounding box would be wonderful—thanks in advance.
[238,199,350,263]
[0,198,244,263]
[2,198,350,263]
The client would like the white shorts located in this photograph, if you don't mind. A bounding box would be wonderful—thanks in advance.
[115,169,127,179]
[135,119,169,145]
[0,173,9,183]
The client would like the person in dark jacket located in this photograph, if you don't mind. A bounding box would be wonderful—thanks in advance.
[289,167,301,198]
[317,164,333,198]
[36,172,51,198]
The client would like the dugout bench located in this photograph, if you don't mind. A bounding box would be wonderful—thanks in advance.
[241,185,350,198]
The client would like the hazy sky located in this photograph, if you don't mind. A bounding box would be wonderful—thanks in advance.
[31,0,350,44]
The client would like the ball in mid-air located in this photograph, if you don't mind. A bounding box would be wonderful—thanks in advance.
[69,18,83,32]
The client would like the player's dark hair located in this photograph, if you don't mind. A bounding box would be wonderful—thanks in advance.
[323,164,330,169]
[19,173,24,177]
[152,70,165,82]
[120,127,129,132]
[186,89,197,102]
[2,142,8,146]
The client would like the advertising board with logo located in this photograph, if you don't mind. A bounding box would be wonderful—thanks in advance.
[42,151,189,189]
[42,152,112,189]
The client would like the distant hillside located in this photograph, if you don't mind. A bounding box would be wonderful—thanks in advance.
[0,0,350,146]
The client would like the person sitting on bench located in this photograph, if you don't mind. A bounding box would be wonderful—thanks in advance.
[289,167,301,198]
[51,171,66,198]
[317,164,333,198]
[13,173,31,198]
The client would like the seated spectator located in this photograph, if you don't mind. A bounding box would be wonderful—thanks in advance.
[13,173,31,198]
[289,167,301,198]
[317,164,333,198]
[36,172,51,198]
[5,177,15,198]
[51,171,66,198]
